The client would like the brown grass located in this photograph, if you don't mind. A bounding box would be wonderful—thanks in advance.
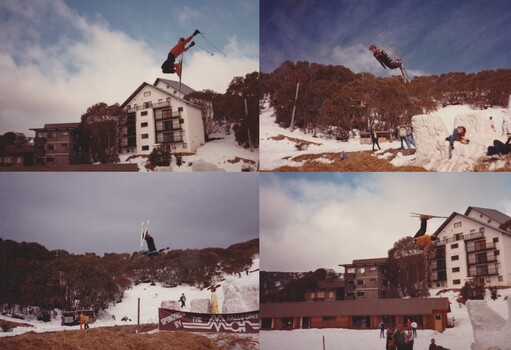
[0,323,258,350]
[268,150,427,172]
[227,157,256,165]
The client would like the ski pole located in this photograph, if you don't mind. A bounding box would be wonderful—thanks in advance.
[199,34,226,57]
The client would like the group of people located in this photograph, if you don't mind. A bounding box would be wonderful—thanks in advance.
[382,322,450,350]
[60,312,89,329]
[370,125,415,155]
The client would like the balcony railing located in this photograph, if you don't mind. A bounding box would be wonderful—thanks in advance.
[467,255,498,265]
[468,267,499,277]
[466,242,496,253]
[463,232,485,241]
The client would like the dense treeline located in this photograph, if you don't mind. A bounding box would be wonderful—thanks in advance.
[186,71,259,149]
[0,238,258,315]
[261,61,511,138]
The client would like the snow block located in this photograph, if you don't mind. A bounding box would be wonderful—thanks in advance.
[412,106,502,171]
[190,298,211,313]
[221,282,259,313]
[466,299,511,350]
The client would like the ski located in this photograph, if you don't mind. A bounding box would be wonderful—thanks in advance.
[410,212,448,219]
[140,220,150,248]
[393,48,410,83]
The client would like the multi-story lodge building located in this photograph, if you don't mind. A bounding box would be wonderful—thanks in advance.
[120,78,206,155]
[431,206,511,289]
[341,258,389,300]
[30,123,80,166]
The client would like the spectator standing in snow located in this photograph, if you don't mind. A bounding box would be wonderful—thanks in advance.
[393,324,409,350]
[490,116,495,132]
[386,328,396,350]
[379,320,385,338]
[61,314,65,326]
[79,312,85,330]
[405,126,416,156]
[371,129,381,151]
[411,320,417,338]
[179,293,186,308]
[397,125,407,149]
[210,287,220,314]
[406,319,412,330]
[446,126,469,150]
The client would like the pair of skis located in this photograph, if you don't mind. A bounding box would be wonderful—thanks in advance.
[393,48,410,83]
[410,212,448,219]
[140,220,150,248]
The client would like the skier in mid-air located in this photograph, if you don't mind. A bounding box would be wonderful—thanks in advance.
[161,29,201,75]
[369,44,402,70]
[413,215,437,255]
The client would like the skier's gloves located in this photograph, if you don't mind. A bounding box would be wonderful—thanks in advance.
[189,41,195,47]
[193,29,201,36]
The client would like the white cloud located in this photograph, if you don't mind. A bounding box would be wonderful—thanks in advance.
[0,1,257,135]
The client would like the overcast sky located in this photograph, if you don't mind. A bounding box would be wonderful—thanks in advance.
[0,0,259,135]
[260,0,511,77]
[260,172,511,272]
[0,173,259,255]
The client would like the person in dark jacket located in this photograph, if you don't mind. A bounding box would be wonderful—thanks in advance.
[369,44,402,69]
[429,338,450,350]
[487,136,511,158]
[371,130,382,151]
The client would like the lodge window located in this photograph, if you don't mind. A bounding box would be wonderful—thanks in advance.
[453,222,462,228]
[322,316,336,321]
[141,111,148,116]
[356,291,365,297]
[281,318,293,329]
[142,146,149,151]
[141,122,148,127]
[479,227,485,233]
[451,255,459,261]
[493,237,499,243]
[144,91,151,97]
[454,233,463,241]
[452,267,460,273]
[453,279,461,285]
[451,243,459,249]
[357,280,363,286]
[141,134,149,139]
[47,144,55,151]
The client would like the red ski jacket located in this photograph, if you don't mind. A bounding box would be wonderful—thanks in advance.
[170,35,193,57]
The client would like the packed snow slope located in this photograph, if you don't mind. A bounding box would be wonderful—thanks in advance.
[260,100,511,172]
[260,288,511,350]
[0,258,259,338]
[119,130,258,172]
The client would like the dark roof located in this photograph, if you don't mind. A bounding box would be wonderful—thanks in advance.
[261,298,450,318]
[465,207,511,224]
[30,122,81,131]
[153,78,195,96]
[341,258,387,267]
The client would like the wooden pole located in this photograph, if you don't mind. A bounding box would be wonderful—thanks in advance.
[323,335,326,350]
[137,297,140,334]
[290,82,300,129]
[245,98,253,151]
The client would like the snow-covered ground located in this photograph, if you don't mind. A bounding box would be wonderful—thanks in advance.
[119,131,258,172]
[260,99,511,171]
[261,288,511,350]
[0,258,259,338]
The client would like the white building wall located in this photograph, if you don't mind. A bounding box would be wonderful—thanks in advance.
[184,105,206,152]
[436,213,511,288]
[137,108,156,155]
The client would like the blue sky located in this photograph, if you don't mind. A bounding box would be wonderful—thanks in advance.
[260,0,511,77]
[0,0,258,135]
[260,172,511,272]
[0,173,259,255]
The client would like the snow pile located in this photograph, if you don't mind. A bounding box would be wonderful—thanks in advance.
[413,105,508,171]
[119,130,257,172]
[467,299,511,350]
[222,281,259,313]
